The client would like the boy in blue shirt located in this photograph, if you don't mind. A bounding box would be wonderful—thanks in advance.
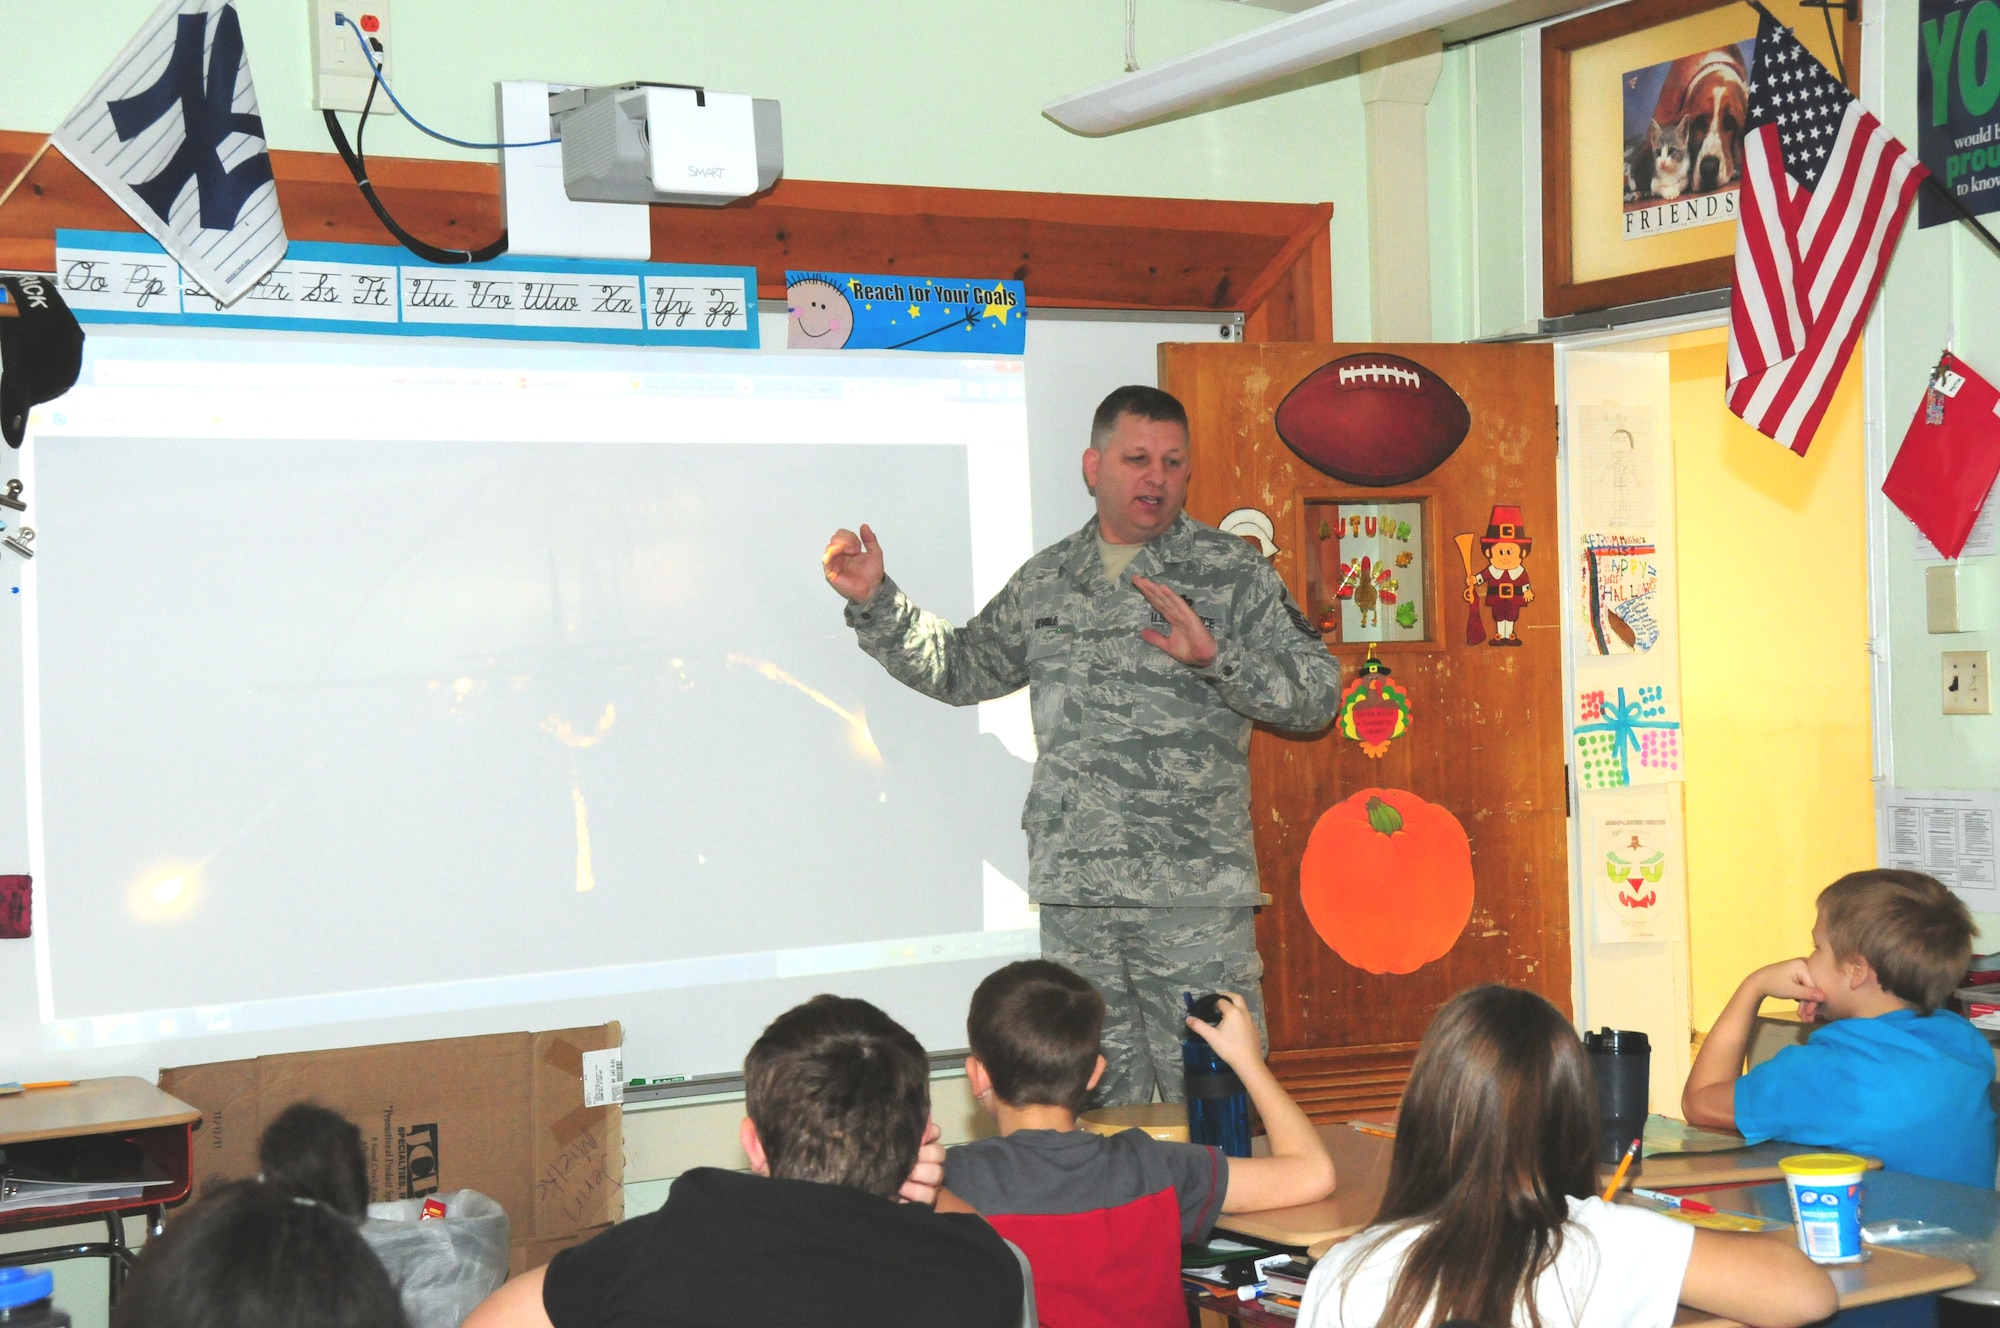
[1683,870,1996,1188]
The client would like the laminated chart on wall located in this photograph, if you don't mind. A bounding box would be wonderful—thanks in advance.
[1574,677,1682,789]
[54,229,758,348]
[1593,799,1681,944]
[1579,533,1661,654]
[1880,788,2000,911]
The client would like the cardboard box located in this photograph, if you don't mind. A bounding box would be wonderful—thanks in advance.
[509,1223,612,1277]
[160,1024,622,1266]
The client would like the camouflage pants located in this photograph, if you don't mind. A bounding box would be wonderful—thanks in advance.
[1039,904,1266,1107]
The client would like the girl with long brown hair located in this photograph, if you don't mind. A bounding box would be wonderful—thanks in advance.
[1299,986,1834,1328]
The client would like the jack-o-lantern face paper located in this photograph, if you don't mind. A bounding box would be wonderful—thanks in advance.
[1298,788,1474,976]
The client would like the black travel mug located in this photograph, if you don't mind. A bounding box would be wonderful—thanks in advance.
[1583,1027,1650,1170]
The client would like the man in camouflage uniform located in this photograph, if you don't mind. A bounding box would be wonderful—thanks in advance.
[824,386,1341,1103]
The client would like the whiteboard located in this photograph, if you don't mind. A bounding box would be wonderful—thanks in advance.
[0,310,1226,1083]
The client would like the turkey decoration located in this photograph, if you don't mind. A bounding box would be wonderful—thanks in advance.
[1336,554,1398,630]
[1336,649,1412,759]
[1298,788,1474,975]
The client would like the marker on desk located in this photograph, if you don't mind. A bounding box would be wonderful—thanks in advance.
[1630,1187,1767,1224]
[1631,1187,1717,1213]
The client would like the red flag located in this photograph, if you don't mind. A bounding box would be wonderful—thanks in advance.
[1882,353,2000,560]
[1725,11,1926,455]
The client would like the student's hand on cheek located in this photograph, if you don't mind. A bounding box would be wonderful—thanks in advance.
[898,1117,945,1206]
[1756,958,1826,1014]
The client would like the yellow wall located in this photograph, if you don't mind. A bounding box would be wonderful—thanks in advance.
[1669,333,1877,1028]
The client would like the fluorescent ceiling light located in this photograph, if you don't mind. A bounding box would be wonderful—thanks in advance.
[1044,0,1527,135]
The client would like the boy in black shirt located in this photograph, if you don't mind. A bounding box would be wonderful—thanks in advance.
[466,996,1023,1328]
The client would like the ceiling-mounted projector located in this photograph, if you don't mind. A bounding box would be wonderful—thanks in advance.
[551,83,782,206]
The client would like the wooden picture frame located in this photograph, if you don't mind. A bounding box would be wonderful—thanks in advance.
[1297,490,1444,653]
[1540,0,1860,319]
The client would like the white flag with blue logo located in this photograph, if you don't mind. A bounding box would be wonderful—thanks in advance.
[52,0,287,306]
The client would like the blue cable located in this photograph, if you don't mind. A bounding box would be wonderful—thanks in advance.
[334,12,558,150]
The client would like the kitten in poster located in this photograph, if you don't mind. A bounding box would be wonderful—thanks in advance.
[1620,39,1753,233]
[1647,116,1692,201]
[1623,133,1655,203]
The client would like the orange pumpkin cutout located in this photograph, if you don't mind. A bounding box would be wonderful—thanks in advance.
[1298,787,1474,975]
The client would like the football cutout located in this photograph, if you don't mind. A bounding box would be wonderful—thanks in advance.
[1274,354,1471,486]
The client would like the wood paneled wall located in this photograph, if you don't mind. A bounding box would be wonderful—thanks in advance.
[0,131,1333,336]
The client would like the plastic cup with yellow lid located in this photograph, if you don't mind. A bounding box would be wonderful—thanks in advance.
[1780,1153,1869,1264]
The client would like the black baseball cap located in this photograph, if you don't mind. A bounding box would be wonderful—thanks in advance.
[0,274,84,448]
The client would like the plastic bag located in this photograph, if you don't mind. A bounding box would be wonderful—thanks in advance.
[360,1189,510,1328]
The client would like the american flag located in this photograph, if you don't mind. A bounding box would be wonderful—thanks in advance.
[1726,10,1926,455]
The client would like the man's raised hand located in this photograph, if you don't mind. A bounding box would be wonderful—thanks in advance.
[1132,575,1218,669]
[824,523,885,603]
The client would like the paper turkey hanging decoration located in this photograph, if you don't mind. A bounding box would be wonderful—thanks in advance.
[1336,649,1412,759]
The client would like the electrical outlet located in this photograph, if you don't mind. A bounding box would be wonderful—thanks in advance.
[310,0,392,115]
[1943,650,1991,715]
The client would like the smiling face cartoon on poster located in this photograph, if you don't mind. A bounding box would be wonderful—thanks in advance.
[784,270,1025,354]
[1594,810,1680,943]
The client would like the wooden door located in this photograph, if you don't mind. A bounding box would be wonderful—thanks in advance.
[1162,342,1568,1121]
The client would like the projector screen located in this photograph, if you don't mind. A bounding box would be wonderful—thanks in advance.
[11,329,1047,1080]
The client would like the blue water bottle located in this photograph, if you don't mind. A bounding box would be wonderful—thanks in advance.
[1182,992,1252,1157]
[0,1268,71,1328]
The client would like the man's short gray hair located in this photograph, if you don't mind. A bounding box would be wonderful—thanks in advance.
[1090,386,1188,450]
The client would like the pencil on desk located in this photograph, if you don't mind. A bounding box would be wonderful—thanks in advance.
[1601,1138,1640,1202]
[1348,1121,1396,1139]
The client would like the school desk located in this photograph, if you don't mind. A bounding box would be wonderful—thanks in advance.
[1670,1234,1976,1328]
[1635,1138,1885,1189]
[1679,1167,2000,1324]
[1077,1103,1191,1141]
[0,1078,199,1304]
[1211,1117,1882,1253]
[1190,1236,1974,1328]
[1211,1121,1397,1250]
[1190,1287,1299,1327]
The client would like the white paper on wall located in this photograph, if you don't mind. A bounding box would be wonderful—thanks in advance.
[1880,787,2000,912]
[1592,800,1682,944]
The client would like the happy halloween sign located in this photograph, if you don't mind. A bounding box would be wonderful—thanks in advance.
[785,270,1025,354]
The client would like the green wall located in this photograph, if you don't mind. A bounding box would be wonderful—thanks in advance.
[0,0,1379,332]
[1431,28,1540,341]
[1870,0,2000,942]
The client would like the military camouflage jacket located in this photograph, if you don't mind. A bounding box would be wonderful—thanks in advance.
[846,514,1341,906]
